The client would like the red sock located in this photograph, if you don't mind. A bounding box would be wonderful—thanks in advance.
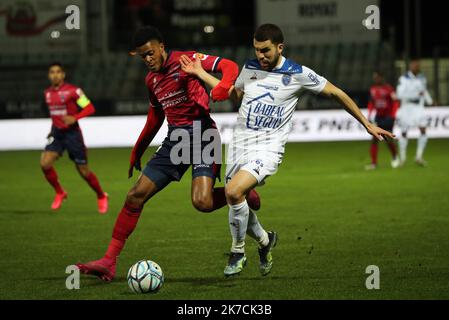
[212,187,227,210]
[387,141,398,158]
[370,143,378,165]
[43,167,64,194]
[84,172,105,198]
[105,202,142,261]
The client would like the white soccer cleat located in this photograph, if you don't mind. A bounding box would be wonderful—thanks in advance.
[391,157,400,169]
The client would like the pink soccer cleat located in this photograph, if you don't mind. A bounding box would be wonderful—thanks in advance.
[247,189,261,211]
[76,257,116,282]
[97,193,109,214]
[51,191,67,210]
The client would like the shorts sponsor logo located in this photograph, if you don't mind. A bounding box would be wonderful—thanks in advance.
[193,164,210,169]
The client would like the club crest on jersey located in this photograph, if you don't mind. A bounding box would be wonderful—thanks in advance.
[282,74,291,86]
[250,72,257,80]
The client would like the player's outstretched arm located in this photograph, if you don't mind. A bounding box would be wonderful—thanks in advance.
[321,82,395,141]
[179,55,240,103]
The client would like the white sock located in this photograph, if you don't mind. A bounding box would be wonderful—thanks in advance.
[246,209,269,248]
[399,135,408,162]
[228,200,249,253]
[416,134,428,160]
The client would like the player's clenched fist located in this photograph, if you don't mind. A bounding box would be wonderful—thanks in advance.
[210,83,232,101]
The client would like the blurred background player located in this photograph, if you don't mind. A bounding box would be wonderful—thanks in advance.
[41,63,109,213]
[365,71,400,170]
[75,26,259,281]
[396,59,434,166]
[180,24,395,277]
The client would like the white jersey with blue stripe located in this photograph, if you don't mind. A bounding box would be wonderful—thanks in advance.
[232,56,327,153]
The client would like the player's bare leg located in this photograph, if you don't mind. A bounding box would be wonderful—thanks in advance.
[224,170,275,277]
[40,151,67,210]
[191,176,220,212]
[76,164,109,214]
[191,176,260,213]
[416,127,428,166]
[76,174,161,281]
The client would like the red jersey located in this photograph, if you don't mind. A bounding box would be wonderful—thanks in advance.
[44,82,86,130]
[368,84,398,118]
[145,50,222,126]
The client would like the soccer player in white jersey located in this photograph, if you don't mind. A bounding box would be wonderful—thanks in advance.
[180,24,395,277]
[396,59,434,166]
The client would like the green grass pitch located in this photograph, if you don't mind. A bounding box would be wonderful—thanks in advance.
[0,139,448,300]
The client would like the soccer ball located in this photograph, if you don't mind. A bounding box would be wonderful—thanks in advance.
[127,260,164,294]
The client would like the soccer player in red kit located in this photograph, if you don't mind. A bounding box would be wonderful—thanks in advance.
[365,71,400,170]
[75,26,260,281]
[41,63,109,213]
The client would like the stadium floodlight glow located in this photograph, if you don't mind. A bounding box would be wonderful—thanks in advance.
[203,25,215,33]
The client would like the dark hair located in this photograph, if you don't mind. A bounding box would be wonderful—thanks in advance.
[133,26,164,48]
[49,62,64,71]
[254,24,284,45]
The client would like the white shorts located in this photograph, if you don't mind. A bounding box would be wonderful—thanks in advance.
[396,105,428,131]
[225,147,284,185]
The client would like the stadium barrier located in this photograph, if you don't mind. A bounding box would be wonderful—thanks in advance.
[1,107,449,150]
